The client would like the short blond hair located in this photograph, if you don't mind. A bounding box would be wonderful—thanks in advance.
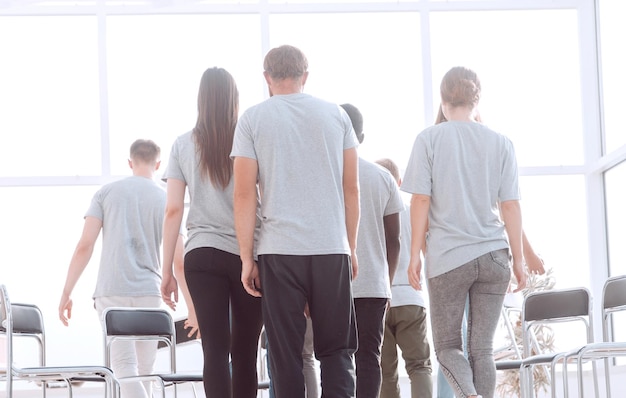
[375,158,400,184]
[130,139,160,164]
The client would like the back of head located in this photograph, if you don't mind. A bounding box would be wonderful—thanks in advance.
[194,66,239,189]
[263,45,308,81]
[340,103,364,144]
[440,66,481,108]
[375,158,400,184]
[130,139,160,165]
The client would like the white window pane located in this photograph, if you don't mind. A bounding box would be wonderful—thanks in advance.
[519,175,589,289]
[269,12,423,169]
[430,10,584,167]
[106,14,264,176]
[605,161,626,277]
[598,1,626,154]
[0,16,101,177]
[0,186,104,365]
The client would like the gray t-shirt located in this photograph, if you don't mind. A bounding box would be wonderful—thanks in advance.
[88,176,166,298]
[231,93,358,255]
[390,203,426,308]
[164,131,247,256]
[401,121,520,278]
[352,158,404,298]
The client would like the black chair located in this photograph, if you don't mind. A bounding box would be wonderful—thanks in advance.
[1,284,120,398]
[572,275,626,397]
[102,307,203,398]
[495,287,596,398]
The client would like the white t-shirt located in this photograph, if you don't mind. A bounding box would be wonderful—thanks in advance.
[401,121,520,278]
[352,158,404,299]
[88,176,165,298]
[164,131,251,256]
[231,93,358,256]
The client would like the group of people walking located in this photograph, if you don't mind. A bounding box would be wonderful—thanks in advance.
[58,44,536,398]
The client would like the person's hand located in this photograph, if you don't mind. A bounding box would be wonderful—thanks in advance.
[241,258,262,297]
[161,274,179,311]
[525,252,545,275]
[408,257,423,290]
[184,312,200,339]
[58,293,73,326]
[350,250,359,280]
[512,262,528,292]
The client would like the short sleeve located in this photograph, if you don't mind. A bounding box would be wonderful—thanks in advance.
[231,112,258,160]
[401,131,432,196]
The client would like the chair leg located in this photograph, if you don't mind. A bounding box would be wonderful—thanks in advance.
[520,364,533,398]
[604,357,611,398]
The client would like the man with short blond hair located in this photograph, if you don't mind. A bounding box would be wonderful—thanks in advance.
[59,139,169,398]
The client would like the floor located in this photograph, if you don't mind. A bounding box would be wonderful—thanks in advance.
[5,366,626,398]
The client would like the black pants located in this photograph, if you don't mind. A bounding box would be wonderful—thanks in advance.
[259,254,357,398]
[185,247,263,398]
[354,298,388,398]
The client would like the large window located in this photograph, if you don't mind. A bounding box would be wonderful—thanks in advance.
[0,0,617,370]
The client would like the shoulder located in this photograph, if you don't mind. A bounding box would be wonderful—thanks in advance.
[476,124,515,147]
[360,159,397,185]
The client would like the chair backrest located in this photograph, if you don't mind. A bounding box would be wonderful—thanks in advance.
[602,275,626,342]
[4,303,46,368]
[102,307,176,373]
[521,287,593,357]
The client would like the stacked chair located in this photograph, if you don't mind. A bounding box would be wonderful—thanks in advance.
[495,286,596,398]
[1,284,120,398]
[569,274,626,397]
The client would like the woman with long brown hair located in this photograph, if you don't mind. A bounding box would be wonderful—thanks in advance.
[161,67,263,398]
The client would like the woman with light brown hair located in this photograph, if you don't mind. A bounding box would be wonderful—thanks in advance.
[160,67,263,398]
[402,66,527,398]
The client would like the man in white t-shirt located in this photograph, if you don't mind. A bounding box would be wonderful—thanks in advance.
[58,139,177,398]
[232,45,360,398]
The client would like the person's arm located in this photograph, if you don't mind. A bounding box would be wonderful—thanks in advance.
[383,212,400,284]
[523,231,545,275]
[343,147,360,279]
[234,157,262,297]
[500,199,527,291]
[161,178,186,310]
[408,194,429,290]
[59,216,102,326]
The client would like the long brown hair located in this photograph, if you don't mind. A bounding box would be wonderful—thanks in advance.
[193,67,239,189]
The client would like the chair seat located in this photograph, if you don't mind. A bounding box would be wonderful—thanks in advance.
[158,373,203,383]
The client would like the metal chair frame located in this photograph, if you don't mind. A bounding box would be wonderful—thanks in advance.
[571,275,626,397]
[495,287,596,398]
[102,307,202,398]
[1,284,120,398]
